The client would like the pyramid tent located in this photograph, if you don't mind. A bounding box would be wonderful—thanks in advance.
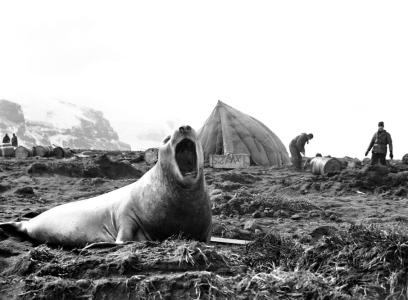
[198,101,290,167]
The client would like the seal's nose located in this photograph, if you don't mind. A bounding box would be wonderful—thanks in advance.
[179,125,192,134]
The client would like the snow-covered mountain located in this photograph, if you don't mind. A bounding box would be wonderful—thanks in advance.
[0,99,130,150]
[122,120,182,150]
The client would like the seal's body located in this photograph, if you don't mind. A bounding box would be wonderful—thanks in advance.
[0,125,212,247]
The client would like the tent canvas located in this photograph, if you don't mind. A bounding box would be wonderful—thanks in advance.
[198,101,290,167]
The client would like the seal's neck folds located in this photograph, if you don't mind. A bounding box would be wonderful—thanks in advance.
[175,138,198,180]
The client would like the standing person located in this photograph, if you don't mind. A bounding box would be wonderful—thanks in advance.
[11,133,18,147]
[365,121,393,165]
[289,133,314,170]
[2,133,10,144]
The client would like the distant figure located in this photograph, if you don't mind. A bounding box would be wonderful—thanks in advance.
[2,133,10,144]
[11,133,18,147]
[365,121,393,165]
[289,133,314,170]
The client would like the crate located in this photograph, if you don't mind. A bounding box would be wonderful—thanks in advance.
[209,153,250,169]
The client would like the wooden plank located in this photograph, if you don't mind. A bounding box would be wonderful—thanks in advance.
[210,236,251,245]
[209,154,250,169]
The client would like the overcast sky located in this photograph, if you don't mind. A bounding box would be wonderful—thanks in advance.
[0,1,407,158]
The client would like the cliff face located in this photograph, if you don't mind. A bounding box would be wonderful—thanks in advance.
[0,99,130,150]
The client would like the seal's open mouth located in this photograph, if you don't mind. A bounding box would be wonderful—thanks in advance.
[175,138,197,178]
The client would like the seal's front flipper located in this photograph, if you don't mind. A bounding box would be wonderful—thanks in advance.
[0,222,28,239]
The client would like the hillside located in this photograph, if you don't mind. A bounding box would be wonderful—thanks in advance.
[0,99,130,150]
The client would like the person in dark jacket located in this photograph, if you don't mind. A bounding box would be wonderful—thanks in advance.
[289,133,314,170]
[2,133,10,144]
[11,133,18,147]
[365,121,393,165]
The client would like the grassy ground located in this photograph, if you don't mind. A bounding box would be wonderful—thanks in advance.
[1,153,408,299]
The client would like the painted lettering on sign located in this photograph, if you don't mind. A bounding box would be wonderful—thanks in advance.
[210,154,250,169]
[213,155,243,165]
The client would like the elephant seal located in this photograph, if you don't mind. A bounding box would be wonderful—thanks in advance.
[0,125,212,247]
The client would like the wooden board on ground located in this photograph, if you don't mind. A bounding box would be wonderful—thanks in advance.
[209,153,250,169]
[210,236,251,245]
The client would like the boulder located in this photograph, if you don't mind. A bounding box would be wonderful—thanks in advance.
[145,148,159,165]
[243,220,261,231]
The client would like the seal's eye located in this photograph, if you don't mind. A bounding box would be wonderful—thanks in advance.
[162,135,171,144]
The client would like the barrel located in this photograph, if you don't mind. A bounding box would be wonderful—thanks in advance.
[33,145,53,157]
[310,157,342,175]
[0,144,15,157]
[15,146,33,159]
[52,147,74,159]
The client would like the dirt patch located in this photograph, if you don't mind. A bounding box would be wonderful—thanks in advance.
[212,189,319,217]
[27,154,144,179]
[0,240,242,299]
[3,153,408,299]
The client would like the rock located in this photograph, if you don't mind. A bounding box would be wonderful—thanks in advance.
[339,157,362,169]
[264,211,273,217]
[300,183,311,194]
[291,214,301,220]
[299,235,312,244]
[91,178,106,185]
[145,148,159,164]
[27,162,50,175]
[394,187,407,197]
[0,229,8,240]
[308,210,320,218]
[0,184,10,193]
[348,160,362,169]
[128,152,144,163]
[331,182,344,191]
[329,214,338,221]
[243,220,260,231]
[211,222,225,236]
[252,211,261,218]
[310,226,338,239]
[15,186,35,195]
[233,229,252,240]
[361,164,390,176]
[76,279,91,288]
[312,183,321,191]
[279,210,290,218]
[389,172,408,186]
